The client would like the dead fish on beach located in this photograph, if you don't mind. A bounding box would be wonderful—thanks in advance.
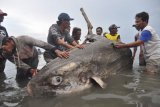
[27,35,133,97]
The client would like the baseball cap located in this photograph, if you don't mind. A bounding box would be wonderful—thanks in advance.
[109,24,120,30]
[58,13,74,21]
[0,9,7,16]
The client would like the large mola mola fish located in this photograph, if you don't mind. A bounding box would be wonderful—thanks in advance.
[27,35,133,97]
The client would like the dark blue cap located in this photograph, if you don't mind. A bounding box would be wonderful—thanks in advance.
[58,13,74,21]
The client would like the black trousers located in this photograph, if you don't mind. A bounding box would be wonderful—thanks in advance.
[0,58,6,72]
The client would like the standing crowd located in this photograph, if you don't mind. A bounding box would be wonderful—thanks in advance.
[0,9,160,82]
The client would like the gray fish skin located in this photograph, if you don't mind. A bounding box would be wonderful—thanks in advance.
[27,35,133,97]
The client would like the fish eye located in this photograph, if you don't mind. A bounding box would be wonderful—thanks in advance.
[56,76,61,82]
[50,76,63,86]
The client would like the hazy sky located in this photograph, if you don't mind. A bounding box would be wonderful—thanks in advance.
[1,0,160,43]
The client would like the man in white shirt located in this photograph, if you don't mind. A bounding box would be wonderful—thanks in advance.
[115,12,160,74]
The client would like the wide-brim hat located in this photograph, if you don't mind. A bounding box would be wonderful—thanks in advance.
[0,9,7,16]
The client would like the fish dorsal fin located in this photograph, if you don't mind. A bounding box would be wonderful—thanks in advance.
[91,76,107,89]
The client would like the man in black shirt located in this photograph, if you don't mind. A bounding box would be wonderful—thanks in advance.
[0,9,9,72]
[44,13,84,63]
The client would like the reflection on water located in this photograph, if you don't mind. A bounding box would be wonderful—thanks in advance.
[0,55,160,107]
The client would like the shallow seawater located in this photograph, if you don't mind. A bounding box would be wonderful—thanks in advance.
[0,55,160,107]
